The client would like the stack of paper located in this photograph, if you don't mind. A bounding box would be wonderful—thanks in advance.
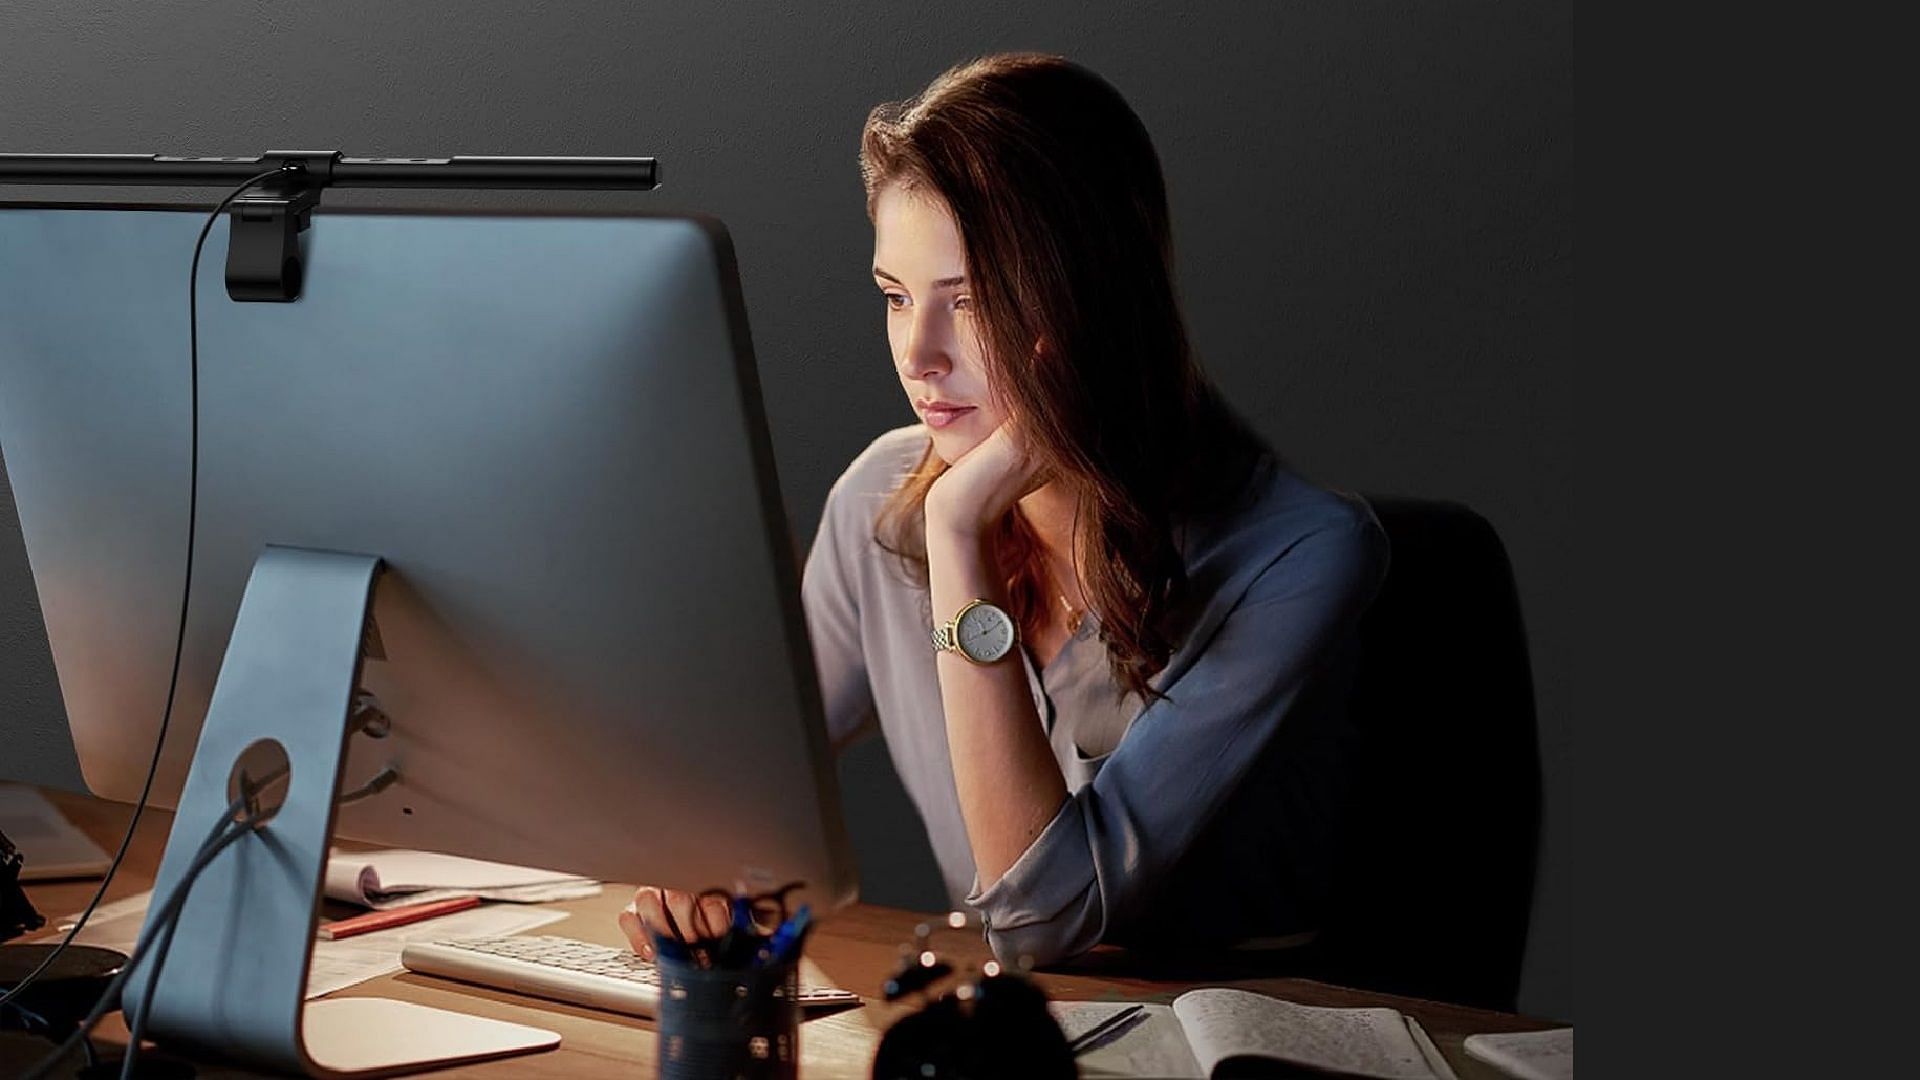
[324,848,601,909]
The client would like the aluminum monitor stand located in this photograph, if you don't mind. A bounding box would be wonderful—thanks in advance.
[122,546,558,1076]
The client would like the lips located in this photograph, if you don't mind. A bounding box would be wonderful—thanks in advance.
[920,403,976,429]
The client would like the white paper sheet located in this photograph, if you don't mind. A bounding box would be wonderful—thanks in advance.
[55,891,153,950]
[62,892,567,998]
[302,904,568,997]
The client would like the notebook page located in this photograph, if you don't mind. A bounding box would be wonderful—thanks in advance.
[1050,1002,1204,1078]
[1172,988,1439,1080]
[1462,1029,1572,1080]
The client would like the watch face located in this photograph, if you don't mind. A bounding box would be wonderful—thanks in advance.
[956,603,1016,663]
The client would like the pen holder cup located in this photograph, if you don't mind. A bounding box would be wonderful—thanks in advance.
[655,952,800,1080]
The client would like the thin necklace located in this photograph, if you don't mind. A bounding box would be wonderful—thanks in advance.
[1058,591,1085,634]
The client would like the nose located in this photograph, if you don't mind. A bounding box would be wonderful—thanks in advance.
[897,311,950,381]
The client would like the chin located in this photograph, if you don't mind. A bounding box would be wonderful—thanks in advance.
[925,427,983,465]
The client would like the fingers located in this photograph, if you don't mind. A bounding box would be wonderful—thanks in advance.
[625,886,669,958]
[634,886,701,941]
[621,887,740,959]
[618,905,651,959]
[698,894,734,939]
[663,889,702,943]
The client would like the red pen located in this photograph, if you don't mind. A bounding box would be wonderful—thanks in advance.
[317,894,482,940]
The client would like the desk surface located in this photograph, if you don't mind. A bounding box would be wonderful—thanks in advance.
[12,789,1556,1078]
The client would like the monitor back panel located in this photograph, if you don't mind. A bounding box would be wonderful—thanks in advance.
[0,205,854,902]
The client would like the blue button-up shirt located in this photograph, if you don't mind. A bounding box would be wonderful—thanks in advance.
[802,425,1388,966]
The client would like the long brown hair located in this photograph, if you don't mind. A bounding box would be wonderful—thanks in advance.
[860,53,1265,705]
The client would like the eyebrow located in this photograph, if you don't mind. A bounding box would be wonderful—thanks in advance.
[873,267,967,290]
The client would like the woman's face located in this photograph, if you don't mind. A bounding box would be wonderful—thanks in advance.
[871,183,1006,463]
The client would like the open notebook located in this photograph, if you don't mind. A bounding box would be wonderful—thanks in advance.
[1054,988,1458,1079]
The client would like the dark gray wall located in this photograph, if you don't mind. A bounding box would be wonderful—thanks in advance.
[0,1,1571,1019]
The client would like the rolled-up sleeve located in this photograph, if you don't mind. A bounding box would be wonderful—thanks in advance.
[801,474,879,752]
[965,516,1388,965]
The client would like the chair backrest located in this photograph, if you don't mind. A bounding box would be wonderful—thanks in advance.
[1309,497,1542,1011]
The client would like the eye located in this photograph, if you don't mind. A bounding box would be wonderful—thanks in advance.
[883,291,909,311]
[953,295,973,312]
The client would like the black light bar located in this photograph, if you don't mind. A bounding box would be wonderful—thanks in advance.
[0,151,661,301]
[0,152,658,190]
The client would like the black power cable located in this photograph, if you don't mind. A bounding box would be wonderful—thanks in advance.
[0,166,291,1015]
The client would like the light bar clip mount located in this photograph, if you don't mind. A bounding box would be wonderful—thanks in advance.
[225,151,340,303]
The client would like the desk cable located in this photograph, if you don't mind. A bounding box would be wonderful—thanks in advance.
[113,762,288,1080]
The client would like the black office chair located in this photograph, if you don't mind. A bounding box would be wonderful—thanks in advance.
[1306,497,1542,1012]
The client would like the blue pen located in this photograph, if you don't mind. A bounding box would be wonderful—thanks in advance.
[776,920,814,966]
[761,905,812,967]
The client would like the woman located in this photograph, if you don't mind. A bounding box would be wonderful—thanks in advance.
[622,53,1388,968]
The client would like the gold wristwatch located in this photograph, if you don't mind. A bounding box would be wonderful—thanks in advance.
[930,599,1018,665]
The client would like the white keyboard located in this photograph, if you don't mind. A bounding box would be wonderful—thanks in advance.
[399,934,863,1018]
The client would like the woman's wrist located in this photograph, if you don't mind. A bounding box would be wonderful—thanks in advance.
[923,495,992,547]
[925,524,998,602]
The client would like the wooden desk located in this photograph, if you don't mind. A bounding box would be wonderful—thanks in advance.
[10,790,1555,1078]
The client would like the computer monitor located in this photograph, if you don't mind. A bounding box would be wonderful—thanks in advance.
[0,200,856,1071]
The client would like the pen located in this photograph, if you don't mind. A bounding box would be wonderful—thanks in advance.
[761,904,812,967]
[316,894,481,940]
[1069,1005,1147,1055]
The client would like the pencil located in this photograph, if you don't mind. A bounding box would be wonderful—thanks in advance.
[317,894,482,940]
